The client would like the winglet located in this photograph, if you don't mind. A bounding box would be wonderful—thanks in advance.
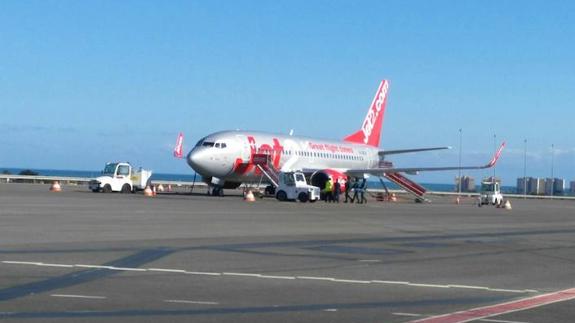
[173,132,184,159]
[486,142,505,167]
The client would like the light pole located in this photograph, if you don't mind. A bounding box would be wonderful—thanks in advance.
[551,144,555,196]
[458,128,462,194]
[523,139,527,198]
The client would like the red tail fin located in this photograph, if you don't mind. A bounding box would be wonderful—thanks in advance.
[173,132,184,158]
[343,80,389,147]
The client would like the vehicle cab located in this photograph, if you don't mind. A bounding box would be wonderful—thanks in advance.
[479,180,503,206]
[89,162,151,193]
[275,171,320,202]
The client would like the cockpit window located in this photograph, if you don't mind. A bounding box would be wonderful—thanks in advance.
[195,138,206,147]
[202,142,215,147]
[221,143,227,148]
[215,143,220,148]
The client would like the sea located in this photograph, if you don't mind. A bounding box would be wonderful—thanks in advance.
[1,167,519,194]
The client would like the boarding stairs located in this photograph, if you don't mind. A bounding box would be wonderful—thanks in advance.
[384,172,429,202]
[252,153,280,188]
[378,160,429,202]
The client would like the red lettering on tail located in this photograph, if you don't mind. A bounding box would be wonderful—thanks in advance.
[343,80,389,147]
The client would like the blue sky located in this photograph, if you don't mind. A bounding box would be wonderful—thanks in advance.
[1,0,573,184]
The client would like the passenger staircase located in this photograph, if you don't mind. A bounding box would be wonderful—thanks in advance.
[252,154,280,188]
[384,172,429,202]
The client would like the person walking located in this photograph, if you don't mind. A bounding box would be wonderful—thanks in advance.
[333,178,341,203]
[351,177,360,203]
[358,178,368,204]
[344,177,352,203]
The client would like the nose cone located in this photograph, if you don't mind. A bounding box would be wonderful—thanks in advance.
[187,148,233,178]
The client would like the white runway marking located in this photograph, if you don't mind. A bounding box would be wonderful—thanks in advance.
[323,308,338,312]
[259,275,296,280]
[296,276,335,281]
[148,268,187,273]
[107,267,147,272]
[2,261,42,265]
[51,294,106,299]
[359,259,381,263]
[185,271,221,276]
[1,260,539,294]
[223,272,262,277]
[74,264,114,269]
[332,279,371,284]
[164,299,219,305]
[37,263,74,268]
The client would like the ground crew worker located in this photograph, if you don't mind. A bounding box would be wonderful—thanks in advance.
[358,178,368,204]
[344,177,353,203]
[333,178,341,203]
[351,177,360,203]
[324,177,334,202]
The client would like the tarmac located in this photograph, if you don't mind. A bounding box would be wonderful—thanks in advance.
[1,182,575,322]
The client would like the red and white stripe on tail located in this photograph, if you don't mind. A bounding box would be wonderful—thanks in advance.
[173,132,184,159]
[343,80,389,148]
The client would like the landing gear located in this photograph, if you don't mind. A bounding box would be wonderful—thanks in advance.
[209,186,224,196]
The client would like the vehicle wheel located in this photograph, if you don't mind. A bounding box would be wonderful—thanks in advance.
[298,192,309,203]
[121,184,131,194]
[102,184,112,193]
[276,190,287,201]
[92,189,100,193]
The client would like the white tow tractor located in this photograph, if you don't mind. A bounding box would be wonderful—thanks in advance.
[478,180,503,206]
[89,162,152,193]
[275,172,321,203]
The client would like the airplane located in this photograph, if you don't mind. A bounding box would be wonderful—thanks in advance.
[178,80,505,199]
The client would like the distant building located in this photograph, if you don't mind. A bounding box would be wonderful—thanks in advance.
[545,178,565,195]
[522,177,545,195]
[516,177,528,194]
[570,181,575,195]
[455,176,476,192]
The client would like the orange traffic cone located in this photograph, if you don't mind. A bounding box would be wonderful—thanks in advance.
[50,181,62,192]
[144,186,153,197]
[455,196,460,204]
[390,193,397,202]
[244,190,256,202]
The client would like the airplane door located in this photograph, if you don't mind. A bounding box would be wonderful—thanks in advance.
[236,135,251,162]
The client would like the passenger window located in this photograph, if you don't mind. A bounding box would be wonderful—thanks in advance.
[221,143,227,148]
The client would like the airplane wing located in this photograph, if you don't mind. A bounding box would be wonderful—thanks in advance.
[347,142,506,177]
[378,146,451,156]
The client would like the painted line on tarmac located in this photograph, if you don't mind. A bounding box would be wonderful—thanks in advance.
[1,261,538,294]
[408,287,575,323]
[164,299,219,305]
[51,294,106,299]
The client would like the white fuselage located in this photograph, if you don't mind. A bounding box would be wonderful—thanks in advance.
[187,130,379,183]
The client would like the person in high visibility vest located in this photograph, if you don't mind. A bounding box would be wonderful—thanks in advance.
[324,177,334,203]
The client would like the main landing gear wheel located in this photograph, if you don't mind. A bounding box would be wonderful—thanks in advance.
[210,186,224,197]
